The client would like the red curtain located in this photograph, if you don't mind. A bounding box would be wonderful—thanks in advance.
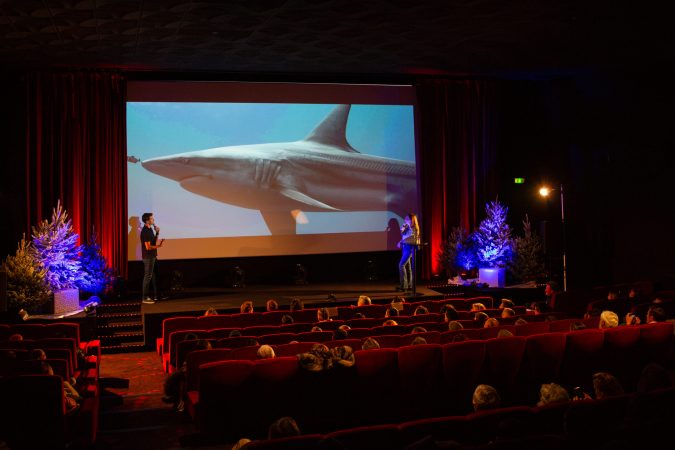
[25,71,128,278]
[416,79,498,279]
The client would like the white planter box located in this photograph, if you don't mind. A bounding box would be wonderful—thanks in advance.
[53,288,80,315]
[479,268,506,288]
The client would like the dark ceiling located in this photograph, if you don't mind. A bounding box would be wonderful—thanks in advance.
[0,0,671,77]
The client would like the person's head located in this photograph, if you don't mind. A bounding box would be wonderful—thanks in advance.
[281,314,294,325]
[499,298,515,310]
[31,349,47,360]
[538,383,570,406]
[357,295,372,306]
[362,337,380,350]
[471,302,486,312]
[570,321,587,331]
[444,307,459,322]
[385,307,399,317]
[338,324,351,332]
[289,298,304,312]
[228,329,242,338]
[411,326,427,334]
[393,296,406,304]
[472,384,501,412]
[257,345,276,359]
[545,281,560,297]
[637,363,673,393]
[203,307,218,316]
[194,339,212,351]
[40,361,54,376]
[245,338,259,347]
[607,289,619,301]
[268,416,300,440]
[533,302,549,315]
[592,372,624,399]
[297,352,324,371]
[317,307,330,322]
[383,319,398,326]
[353,312,365,319]
[501,308,515,318]
[266,299,279,312]
[333,328,349,340]
[452,333,469,342]
[411,336,427,346]
[184,333,199,341]
[599,310,619,328]
[9,334,23,341]
[448,320,464,331]
[484,318,499,328]
[331,345,355,368]
[405,213,420,234]
[141,212,154,226]
[311,326,323,332]
[497,329,514,338]
[474,312,489,323]
[646,306,666,323]
[414,305,429,316]
[628,287,639,298]
[240,300,254,314]
[515,318,528,326]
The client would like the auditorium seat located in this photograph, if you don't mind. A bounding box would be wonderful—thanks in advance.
[602,325,642,389]
[296,331,333,342]
[560,329,605,390]
[325,338,362,351]
[398,343,443,418]
[483,336,527,403]
[464,406,536,444]
[274,341,317,357]
[259,333,295,346]
[215,336,260,349]
[354,349,399,424]
[480,325,516,340]
[520,333,567,403]
[326,424,402,450]
[370,334,401,349]
[638,322,674,366]
[398,415,467,446]
[229,345,264,360]
[185,349,233,391]
[514,321,550,336]
[441,340,486,414]
[242,434,323,450]
[400,331,441,345]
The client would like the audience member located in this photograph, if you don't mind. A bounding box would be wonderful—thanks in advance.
[472,384,501,412]
[545,281,560,304]
[411,326,427,334]
[484,318,499,328]
[338,324,351,331]
[333,328,349,340]
[499,298,515,310]
[501,308,515,318]
[311,326,323,332]
[257,345,276,360]
[266,299,279,312]
[240,300,254,314]
[383,319,398,326]
[599,310,619,328]
[203,307,218,316]
[474,312,489,323]
[443,306,459,322]
[414,305,429,315]
[411,336,427,346]
[385,307,399,317]
[497,329,514,338]
[289,298,304,312]
[42,362,81,413]
[646,306,666,323]
[515,318,528,326]
[30,349,47,360]
[471,303,486,312]
[537,383,570,406]
[317,307,331,322]
[592,372,624,399]
[570,321,587,331]
[448,321,464,331]
[585,308,601,319]
[331,345,355,368]
[357,295,372,306]
[281,314,294,325]
[362,337,380,350]
[533,302,549,315]
[8,334,23,341]
[451,333,468,342]
[353,312,365,319]
[229,330,242,338]
[268,416,301,440]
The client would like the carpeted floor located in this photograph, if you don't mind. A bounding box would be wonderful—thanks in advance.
[99,351,167,410]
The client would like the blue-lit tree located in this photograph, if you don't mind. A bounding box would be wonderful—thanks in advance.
[473,200,513,268]
[439,226,476,275]
[31,201,84,291]
[77,228,113,294]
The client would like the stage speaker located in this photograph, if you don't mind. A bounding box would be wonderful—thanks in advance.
[0,265,7,312]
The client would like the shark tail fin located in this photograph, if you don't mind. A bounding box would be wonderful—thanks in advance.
[303,104,359,153]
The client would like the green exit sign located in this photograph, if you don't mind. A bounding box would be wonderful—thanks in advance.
[514,178,525,184]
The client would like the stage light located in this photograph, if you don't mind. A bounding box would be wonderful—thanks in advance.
[539,187,551,197]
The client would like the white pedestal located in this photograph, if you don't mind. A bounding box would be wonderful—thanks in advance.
[53,288,80,315]
[479,268,506,288]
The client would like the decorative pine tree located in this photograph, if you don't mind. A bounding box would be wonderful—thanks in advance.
[438,226,474,275]
[3,235,51,310]
[473,200,513,268]
[31,200,84,291]
[510,214,545,282]
[77,227,113,294]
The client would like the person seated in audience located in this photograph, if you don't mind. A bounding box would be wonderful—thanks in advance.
[297,344,333,371]
[392,296,406,304]
[448,320,464,331]
[353,312,365,319]
[471,303,486,312]
[244,338,259,347]
[410,336,427,346]
[317,307,331,322]
[383,319,398,326]
[452,333,469,342]
[289,298,304,311]
[240,300,254,314]
[637,363,673,393]
[311,326,323,332]
[281,314,294,325]
[31,349,47,360]
[414,305,429,315]
[499,298,515,310]
[646,306,666,323]
[593,372,624,399]
[257,345,276,360]
[331,345,355,368]
[229,330,242,338]
[41,362,81,413]
[362,337,381,350]
[501,307,515,318]
[570,321,587,331]
[1,350,17,359]
[474,312,489,323]
[497,329,513,338]
[411,326,427,334]
[533,301,549,315]
[203,307,218,316]
[357,295,372,306]
[385,306,400,318]
[444,307,459,322]
[268,416,301,440]
[537,383,570,406]
[472,384,501,412]
[515,318,528,326]
[231,439,251,450]
[266,299,279,312]
[544,281,560,304]
[8,334,23,341]
[338,324,350,331]
[333,328,349,340]
[163,339,211,411]
[483,317,499,328]
[183,332,199,341]
[599,310,619,328]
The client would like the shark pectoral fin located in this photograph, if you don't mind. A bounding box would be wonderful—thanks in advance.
[280,188,341,211]
[260,210,298,235]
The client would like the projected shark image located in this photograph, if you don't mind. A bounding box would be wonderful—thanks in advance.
[139,105,416,235]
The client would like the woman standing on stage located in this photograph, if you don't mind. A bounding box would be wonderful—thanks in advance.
[397,213,420,292]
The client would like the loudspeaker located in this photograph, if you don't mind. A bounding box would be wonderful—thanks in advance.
[0,265,7,312]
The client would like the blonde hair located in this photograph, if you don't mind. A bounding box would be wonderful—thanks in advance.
[539,383,570,405]
[257,345,276,359]
[471,303,486,311]
[408,213,420,237]
[484,318,500,328]
[362,337,380,350]
[383,319,398,326]
[599,310,619,328]
[357,295,372,306]
[448,320,464,331]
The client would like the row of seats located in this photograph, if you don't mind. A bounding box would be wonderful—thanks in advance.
[190,322,673,441]
[157,296,500,355]
[241,387,675,450]
[0,322,100,360]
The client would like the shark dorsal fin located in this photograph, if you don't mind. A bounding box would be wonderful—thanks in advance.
[303,104,359,153]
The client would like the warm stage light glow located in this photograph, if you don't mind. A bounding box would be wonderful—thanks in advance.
[539,187,551,197]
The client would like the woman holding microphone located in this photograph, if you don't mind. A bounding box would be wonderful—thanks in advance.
[397,213,420,292]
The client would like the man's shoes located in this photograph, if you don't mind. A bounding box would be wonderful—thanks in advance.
[142,297,156,304]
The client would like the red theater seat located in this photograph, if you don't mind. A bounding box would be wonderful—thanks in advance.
[296,331,333,342]
[274,341,316,357]
[325,338,362,351]
[259,333,295,345]
[441,341,486,414]
[326,424,401,450]
[399,415,467,445]
[398,344,443,418]
[243,434,324,450]
[483,336,527,402]
[230,345,264,360]
[638,322,674,365]
[561,329,605,390]
[602,326,642,389]
[520,333,566,402]
[354,349,399,423]
[514,321,550,336]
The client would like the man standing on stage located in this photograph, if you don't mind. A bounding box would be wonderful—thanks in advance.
[141,212,164,304]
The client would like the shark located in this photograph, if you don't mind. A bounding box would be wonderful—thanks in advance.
[140,104,417,235]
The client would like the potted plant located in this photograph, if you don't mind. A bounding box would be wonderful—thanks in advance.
[473,200,513,287]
